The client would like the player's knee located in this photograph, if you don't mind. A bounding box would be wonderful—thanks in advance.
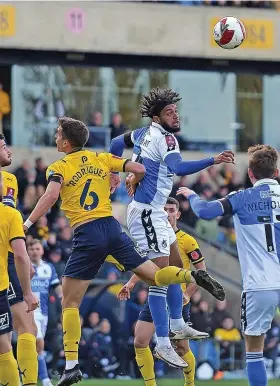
[175,346,188,357]
[36,338,44,354]
[0,335,12,354]
[174,340,188,357]
[12,304,37,336]
[134,336,150,349]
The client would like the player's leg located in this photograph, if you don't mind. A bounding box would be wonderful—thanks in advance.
[127,204,172,354]
[8,255,38,386]
[174,304,196,386]
[134,261,225,301]
[166,229,186,333]
[57,219,110,386]
[174,340,196,386]
[126,205,190,366]
[134,305,157,386]
[242,290,279,386]
[36,316,53,386]
[112,217,187,368]
[0,290,20,386]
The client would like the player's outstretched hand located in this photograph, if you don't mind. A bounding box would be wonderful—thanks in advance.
[125,175,136,197]
[214,150,235,165]
[110,173,121,194]
[23,224,28,234]
[24,292,39,313]
[177,187,196,199]
[117,280,136,301]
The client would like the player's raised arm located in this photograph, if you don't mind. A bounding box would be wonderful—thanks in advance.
[177,187,239,220]
[10,210,38,312]
[109,129,145,156]
[163,147,235,177]
[24,180,61,230]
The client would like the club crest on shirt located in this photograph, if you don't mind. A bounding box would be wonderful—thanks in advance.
[6,187,15,197]
[165,135,176,152]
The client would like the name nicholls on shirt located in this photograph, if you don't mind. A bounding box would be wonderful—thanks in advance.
[245,189,280,212]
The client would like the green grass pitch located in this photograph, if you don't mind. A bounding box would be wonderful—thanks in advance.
[77,379,279,386]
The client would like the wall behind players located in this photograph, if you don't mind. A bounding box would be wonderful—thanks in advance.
[10,64,269,152]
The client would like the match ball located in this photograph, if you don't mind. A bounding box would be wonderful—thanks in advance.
[213,16,246,49]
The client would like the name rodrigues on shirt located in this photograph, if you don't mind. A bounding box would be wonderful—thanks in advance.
[66,166,108,187]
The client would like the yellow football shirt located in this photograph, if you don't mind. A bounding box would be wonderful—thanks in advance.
[176,229,204,295]
[0,203,25,291]
[214,328,241,342]
[2,170,18,208]
[2,171,19,254]
[46,150,128,227]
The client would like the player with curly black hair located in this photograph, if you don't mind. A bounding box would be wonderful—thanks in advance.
[110,87,233,369]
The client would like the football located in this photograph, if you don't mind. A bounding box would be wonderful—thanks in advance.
[213,16,246,49]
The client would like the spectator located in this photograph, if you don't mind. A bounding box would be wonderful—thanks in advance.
[48,248,65,279]
[191,171,211,195]
[14,160,31,206]
[0,82,11,135]
[29,215,49,241]
[125,288,148,336]
[87,111,107,148]
[214,316,242,370]
[211,300,231,334]
[109,112,128,140]
[58,226,73,261]
[34,157,47,197]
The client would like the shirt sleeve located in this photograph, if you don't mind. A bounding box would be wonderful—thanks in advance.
[46,161,65,184]
[49,263,60,286]
[103,153,129,173]
[9,209,25,243]
[157,134,180,161]
[184,235,204,265]
[219,190,245,216]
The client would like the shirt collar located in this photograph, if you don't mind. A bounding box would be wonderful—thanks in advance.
[151,122,168,134]
[254,178,279,187]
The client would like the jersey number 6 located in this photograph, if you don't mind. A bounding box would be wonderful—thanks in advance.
[80,179,99,211]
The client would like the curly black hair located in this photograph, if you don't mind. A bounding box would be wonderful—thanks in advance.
[139,87,182,118]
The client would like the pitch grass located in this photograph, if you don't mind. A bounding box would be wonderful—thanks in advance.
[76,379,279,386]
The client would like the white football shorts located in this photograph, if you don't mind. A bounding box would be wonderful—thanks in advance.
[127,201,176,260]
[34,311,48,339]
[241,289,280,336]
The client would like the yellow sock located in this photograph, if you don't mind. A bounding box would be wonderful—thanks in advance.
[155,266,193,286]
[17,333,38,386]
[0,350,20,386]
[135,347,157,386]
[183,349,196,386]
[63,308,81,361]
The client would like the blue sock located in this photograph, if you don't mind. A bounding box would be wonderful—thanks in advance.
[246,352,267,386]
[148,286,169,342]
[167,284,184,331]
[38,353,49,381]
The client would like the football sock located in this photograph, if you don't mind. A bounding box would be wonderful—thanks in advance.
[148,286,169,343]
[63,308,80,369]
[246,352,267,386]
[0,350,20,386]
[135,346,157,386]
[17,333,38,385]
[183,349,196,386]
[167,284,185,331]
[155,266,193,286]
[38,353,49,382]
